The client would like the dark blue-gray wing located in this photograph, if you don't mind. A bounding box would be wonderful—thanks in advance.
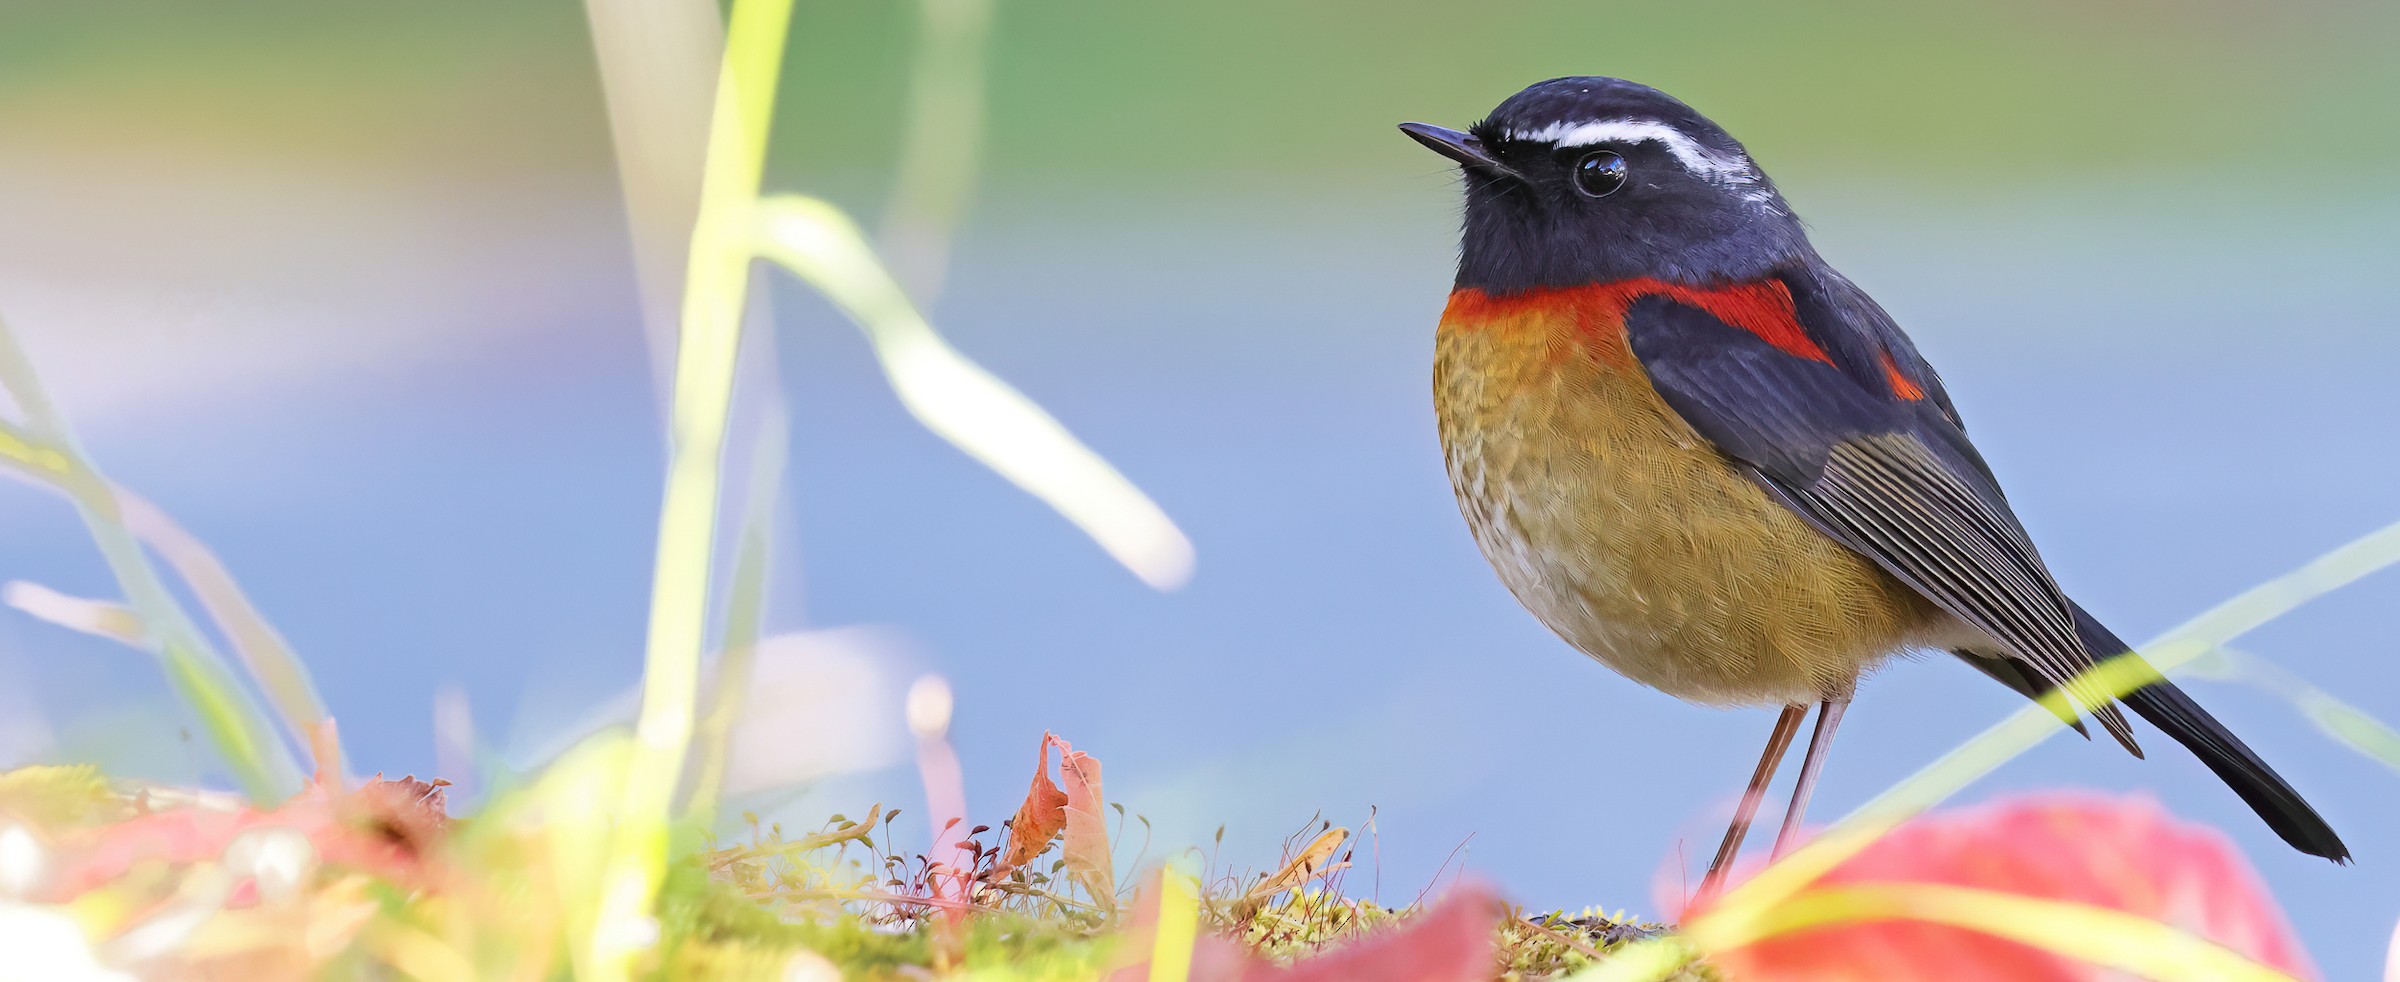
[1624,293,2138,750]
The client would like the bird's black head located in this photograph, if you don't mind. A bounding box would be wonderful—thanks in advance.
[1402,77,1812,295]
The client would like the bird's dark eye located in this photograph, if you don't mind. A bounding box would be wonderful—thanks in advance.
[1573,151,1628,198]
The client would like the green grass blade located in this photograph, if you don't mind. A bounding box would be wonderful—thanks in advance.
[587,0,797,975]
[685,410,786,824]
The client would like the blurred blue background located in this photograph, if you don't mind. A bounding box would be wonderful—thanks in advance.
[2,1,2397,976]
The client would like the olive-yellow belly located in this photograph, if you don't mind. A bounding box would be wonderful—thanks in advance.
[1434,293,1941,706]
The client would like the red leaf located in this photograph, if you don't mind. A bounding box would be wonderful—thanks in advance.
[1692,793,2316,981]
[998,735,1069,870]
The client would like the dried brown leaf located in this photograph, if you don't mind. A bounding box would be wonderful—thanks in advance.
[998,736,1069,870]
[346,775,449,858]
[1249,826,1348,902]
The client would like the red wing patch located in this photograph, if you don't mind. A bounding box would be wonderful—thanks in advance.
[1879,350,1927,401]
[1443,278,1832,365]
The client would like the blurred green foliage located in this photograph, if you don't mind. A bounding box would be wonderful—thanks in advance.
[6,1,2397,190]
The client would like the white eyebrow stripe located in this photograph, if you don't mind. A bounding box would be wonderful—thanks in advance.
[1503,119,1752,179]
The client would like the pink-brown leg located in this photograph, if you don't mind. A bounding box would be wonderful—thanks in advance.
[1772,698,1850,859]
[1697,703,1809,899]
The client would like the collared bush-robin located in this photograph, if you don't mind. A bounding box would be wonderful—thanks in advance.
[1402,77,2345,892]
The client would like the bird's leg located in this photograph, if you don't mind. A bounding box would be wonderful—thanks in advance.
[1772,697,1850,859]
[1697,703,1808,899]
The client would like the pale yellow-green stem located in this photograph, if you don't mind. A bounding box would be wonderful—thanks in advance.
[879,0,995,303]
[684,410,786,824]
[1146,868,1201,982]
[584,0,795,975]
[581,0,723,412]
[2190,644,2400,773]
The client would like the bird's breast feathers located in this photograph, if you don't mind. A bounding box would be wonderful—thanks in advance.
[1433,279,1940,705]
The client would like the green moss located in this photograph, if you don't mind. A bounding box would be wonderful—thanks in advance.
[679,815,1694,980]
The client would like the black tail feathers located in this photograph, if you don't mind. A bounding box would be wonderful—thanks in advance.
[2072,601,2350,863]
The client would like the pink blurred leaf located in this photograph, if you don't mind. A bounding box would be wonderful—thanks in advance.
[1105,876,1501,982]
[1048,732,1116,912]
[1258,881,1500,981]
[49,774,448,900]
[1693,793,2316,981]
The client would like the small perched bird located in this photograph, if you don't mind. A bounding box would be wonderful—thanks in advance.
[1401,77,2346,891]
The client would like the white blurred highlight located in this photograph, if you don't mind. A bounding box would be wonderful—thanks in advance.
[720,631,904,795]
[753,196,1195,591]
[0,824,46,899]
[2387,914,2399,982]
[905,674,954,739]
[783,950,841,982]
[223,827,316,903]
[0,903,129,982]
[510,628,904,796]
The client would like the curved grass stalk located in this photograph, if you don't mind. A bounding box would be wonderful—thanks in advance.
[117,487,332,769]
[754,195,1195,590]
[0,322,299,800]
[1716,518,2400,924]
[2189,645,2400,773]
[587,0,796,974]
[0,424,332,774]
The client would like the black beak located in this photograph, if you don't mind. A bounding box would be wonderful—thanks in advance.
[1398,122,1514,177]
